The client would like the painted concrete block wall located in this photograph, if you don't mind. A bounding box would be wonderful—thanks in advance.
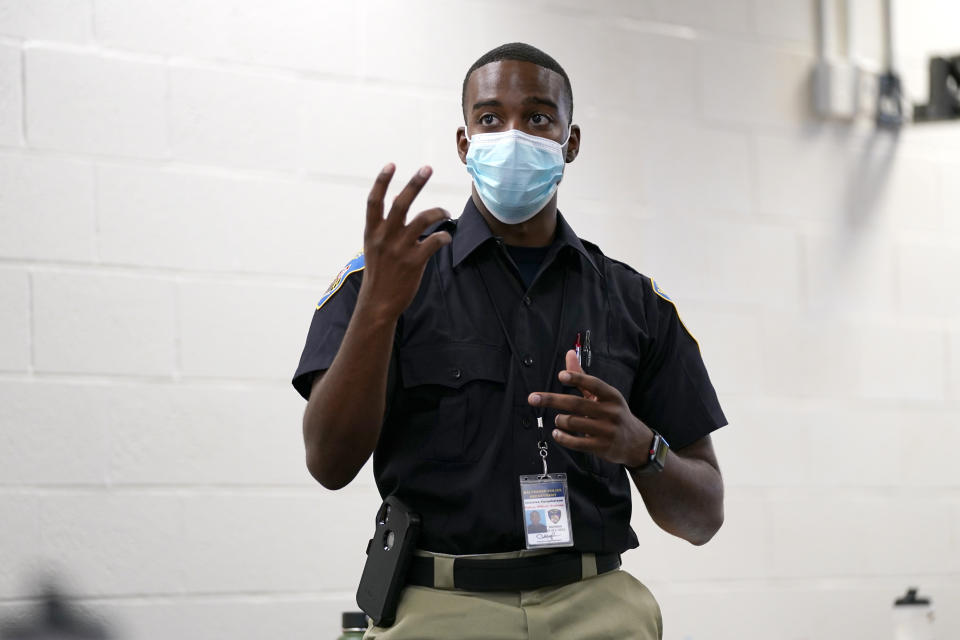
[1,1,958,638]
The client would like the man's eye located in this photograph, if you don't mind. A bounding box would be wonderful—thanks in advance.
[530,113,552,125]
[480,114,498,126]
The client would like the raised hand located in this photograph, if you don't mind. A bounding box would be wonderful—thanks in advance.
[528,349,654,468]
[359,164,452,319]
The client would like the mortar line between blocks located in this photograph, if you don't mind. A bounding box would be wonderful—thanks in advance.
[18,44,27,146]
[26,268,35,376]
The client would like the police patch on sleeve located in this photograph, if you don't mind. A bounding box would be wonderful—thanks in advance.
[650,277,700,349]
[316,252,365,310]
[651,278,672,301]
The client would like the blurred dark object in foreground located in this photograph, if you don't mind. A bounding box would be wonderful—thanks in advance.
[876,70,906,128]
[0,584,111,640]
[914,55,960,122]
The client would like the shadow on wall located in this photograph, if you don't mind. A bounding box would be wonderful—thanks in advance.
[847,128,900,228]
[0,577,113,640]
[798,49,900,235]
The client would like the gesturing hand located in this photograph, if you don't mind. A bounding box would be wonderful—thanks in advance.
[360,164,452,319]
[528,350,654,468]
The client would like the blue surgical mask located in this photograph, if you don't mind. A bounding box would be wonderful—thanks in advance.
[464,127,570,225]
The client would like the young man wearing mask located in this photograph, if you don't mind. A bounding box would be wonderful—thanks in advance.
[294,43,727,640]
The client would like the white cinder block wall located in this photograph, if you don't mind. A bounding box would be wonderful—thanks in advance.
[1,1,958,638]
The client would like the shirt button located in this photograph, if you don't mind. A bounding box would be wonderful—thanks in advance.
[522,355,534,367]
[522,295,531,306]
[451,368,462,380]
[521,417,531,429]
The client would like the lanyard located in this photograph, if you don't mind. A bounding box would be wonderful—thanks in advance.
[475,244,570,477]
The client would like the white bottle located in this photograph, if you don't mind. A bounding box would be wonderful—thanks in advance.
[893,588,935,640]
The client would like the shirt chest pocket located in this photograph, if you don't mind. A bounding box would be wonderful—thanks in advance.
[397,343,509,463]
[587,356,635,401]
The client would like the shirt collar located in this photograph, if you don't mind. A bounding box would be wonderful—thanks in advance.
[451,197,602,277]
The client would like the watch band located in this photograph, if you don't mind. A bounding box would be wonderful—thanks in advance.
[627,430,669,474]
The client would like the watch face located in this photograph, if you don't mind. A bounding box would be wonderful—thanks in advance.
[652,433,668,470]
[629,432,668,473]
[654,445,668,467]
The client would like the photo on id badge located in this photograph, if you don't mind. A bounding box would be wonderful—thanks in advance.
[520,474,574,548]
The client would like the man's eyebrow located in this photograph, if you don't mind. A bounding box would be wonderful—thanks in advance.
[471,97,560,111]
[471,99,502,111]
[523,96,558,110]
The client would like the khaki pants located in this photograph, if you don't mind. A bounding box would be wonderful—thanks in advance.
[364,551,662,640]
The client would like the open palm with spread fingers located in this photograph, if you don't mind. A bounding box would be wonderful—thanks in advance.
[359,164,452,319]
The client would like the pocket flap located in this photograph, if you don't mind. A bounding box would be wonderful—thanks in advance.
[587,357,636,399]
[399,343,509,389]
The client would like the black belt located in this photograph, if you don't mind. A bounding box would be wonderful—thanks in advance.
[406,551,621,592]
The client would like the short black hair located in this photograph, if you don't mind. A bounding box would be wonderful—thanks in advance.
[461,42,573,124]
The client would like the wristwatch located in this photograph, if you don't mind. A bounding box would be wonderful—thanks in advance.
[628,430,669,474]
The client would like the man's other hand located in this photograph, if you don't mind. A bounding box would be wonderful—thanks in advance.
[528,349,653,468]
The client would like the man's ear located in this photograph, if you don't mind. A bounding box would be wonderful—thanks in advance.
[456,126,469,164]
[565,124,581,163]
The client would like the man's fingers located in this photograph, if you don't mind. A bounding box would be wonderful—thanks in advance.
[386,166,432,227]
[557,369,618,402]
[551,427,599,454]
[562,349,597,400]
[406,207,450,240]
[366,163,395,234]
[416,229,453,259]
[564,349,582,374]
[528,392,607,418]
[554,413,602,437]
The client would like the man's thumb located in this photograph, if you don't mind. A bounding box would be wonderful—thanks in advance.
[564,348,583,374]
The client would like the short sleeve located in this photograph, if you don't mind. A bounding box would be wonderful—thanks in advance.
[629,277,727,449]
[291,268,364,400]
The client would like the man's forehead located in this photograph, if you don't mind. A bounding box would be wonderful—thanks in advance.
[466,59,566,103]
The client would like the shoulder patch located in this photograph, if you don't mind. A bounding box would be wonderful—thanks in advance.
[316,252,365,310]
[651,278,672,301]
[649,277,700,350]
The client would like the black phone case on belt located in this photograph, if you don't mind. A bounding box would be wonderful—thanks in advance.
[356,495,421,627]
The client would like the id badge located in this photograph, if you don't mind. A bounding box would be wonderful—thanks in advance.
[519,473,574,549]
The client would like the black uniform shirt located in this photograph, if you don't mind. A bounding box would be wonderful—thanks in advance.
[293,198,727,555]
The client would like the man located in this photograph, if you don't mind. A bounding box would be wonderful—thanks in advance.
[527,510,548,534]
[294,42,727,640]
